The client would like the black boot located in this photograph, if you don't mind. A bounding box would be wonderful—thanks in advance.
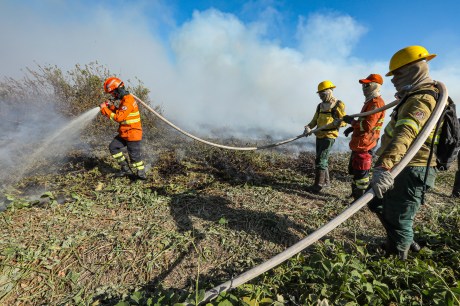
[323,168,331,188]
[398,249,409,261]
[452,171,460,197]
[115,160,131,177]
[410,241,421,252]
[351,184,366,200]
[307,169,326,194]
[379,241,397,256]
[137,168,147,180]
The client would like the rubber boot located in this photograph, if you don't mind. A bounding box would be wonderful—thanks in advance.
[307,169,326,194]
[398,249,409,261]
[410,241,421,252]
[351,184,366,201]
[323,168,331,188]
[137,168,147,180]
[381,242,397,257]
[115,160,131,177]
[452,171,460,197]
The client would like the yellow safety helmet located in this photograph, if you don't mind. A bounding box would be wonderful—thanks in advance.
[386,45,436,76]
[317,80,336,93]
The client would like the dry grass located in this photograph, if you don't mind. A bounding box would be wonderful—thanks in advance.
[0,140,458,305]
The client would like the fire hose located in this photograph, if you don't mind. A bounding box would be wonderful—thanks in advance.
[185,81,447,304]
[132,96,400,150]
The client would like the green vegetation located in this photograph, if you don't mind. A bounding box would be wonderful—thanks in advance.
[0,65,459,305]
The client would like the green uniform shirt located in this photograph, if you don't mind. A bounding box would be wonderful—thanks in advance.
[376,85,439,169]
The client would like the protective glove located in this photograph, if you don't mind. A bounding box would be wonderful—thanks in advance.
[304,126,312,136]
[342,115,354,124]
[371,167,394,199]
[100,101,109,109]
[332,118,342,127]
[343,126,353,137]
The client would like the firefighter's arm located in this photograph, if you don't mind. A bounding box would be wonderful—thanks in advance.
[360,100,381,132]
[376,95,435,169]
[336,101,347,127]
[100,101,117,117]
[101,101,133,123]
[111,102,133,122]
[306,108,319,129]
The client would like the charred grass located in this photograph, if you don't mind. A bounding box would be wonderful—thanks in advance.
[0,140,459,305]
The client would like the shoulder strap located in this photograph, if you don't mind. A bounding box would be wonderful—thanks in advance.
[393,89,438,120]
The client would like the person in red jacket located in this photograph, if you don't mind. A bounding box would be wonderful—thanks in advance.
[342,74,385,200]
[100,77,146,180]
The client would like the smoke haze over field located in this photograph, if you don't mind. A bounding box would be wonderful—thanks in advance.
[1,1,460,140]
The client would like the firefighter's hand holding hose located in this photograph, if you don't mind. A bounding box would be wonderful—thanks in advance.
[303,125,313,137]
[342,115,355,125]
[100,100,110,109]
[371,166,394,198]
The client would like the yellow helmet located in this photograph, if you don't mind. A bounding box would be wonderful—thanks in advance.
[317,80,336,93]
[386,45,436,76]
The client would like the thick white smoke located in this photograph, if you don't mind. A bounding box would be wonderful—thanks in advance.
[1,1,459,143]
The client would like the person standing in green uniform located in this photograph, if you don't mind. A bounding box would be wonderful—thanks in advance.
[304,80,347,193]
[370,45,441,260]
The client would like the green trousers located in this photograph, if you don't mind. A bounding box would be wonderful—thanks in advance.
[368,166,436,252]
[315,138,335,170]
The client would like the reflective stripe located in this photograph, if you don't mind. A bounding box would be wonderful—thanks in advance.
[110,113,116,121]
[132,161,144,170]
[359,120,364,132]
[121,118,141,125]
[112,152,126,161]
[112,152,124,158]
[395,118,420,134]
[354,177,370,189]
[385,125,394,137]
[127,111,140,117]
[372,126,382,131]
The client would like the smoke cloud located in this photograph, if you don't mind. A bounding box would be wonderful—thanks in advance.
[1,1,459,142]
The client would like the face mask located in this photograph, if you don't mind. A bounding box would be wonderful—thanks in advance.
[391,60,433,97]
[362,82,380,101]
[318,89,333,102]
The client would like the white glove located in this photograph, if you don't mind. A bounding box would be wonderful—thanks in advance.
[371,167,394,199]
[304,126,312,136]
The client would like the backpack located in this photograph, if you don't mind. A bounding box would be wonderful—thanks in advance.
[395,90,460,171]
[433,97,460,170]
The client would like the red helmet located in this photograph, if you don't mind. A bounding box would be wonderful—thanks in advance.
[103,77,124,93]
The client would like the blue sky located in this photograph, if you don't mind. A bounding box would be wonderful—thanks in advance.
[1,0,460,140]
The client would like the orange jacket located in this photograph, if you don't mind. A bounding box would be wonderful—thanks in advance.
[349,96,385,152]
[101,94,142,141]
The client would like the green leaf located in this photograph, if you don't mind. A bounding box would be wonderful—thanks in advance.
[217,300,234,306]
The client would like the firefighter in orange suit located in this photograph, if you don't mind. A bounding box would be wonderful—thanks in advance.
[342,74,385,200]
[100,77,146,180]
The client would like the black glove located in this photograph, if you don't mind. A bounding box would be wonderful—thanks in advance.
[342,115,354,124]
[344,126,353,137]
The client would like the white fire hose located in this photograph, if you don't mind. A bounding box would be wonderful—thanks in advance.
[133,96,399,151]
[188,81,447,304]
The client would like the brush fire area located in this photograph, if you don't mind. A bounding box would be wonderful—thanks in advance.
[0,64,459,305]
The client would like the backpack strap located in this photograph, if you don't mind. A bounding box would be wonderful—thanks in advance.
[319,101,342,131]
[393,89,438,120]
